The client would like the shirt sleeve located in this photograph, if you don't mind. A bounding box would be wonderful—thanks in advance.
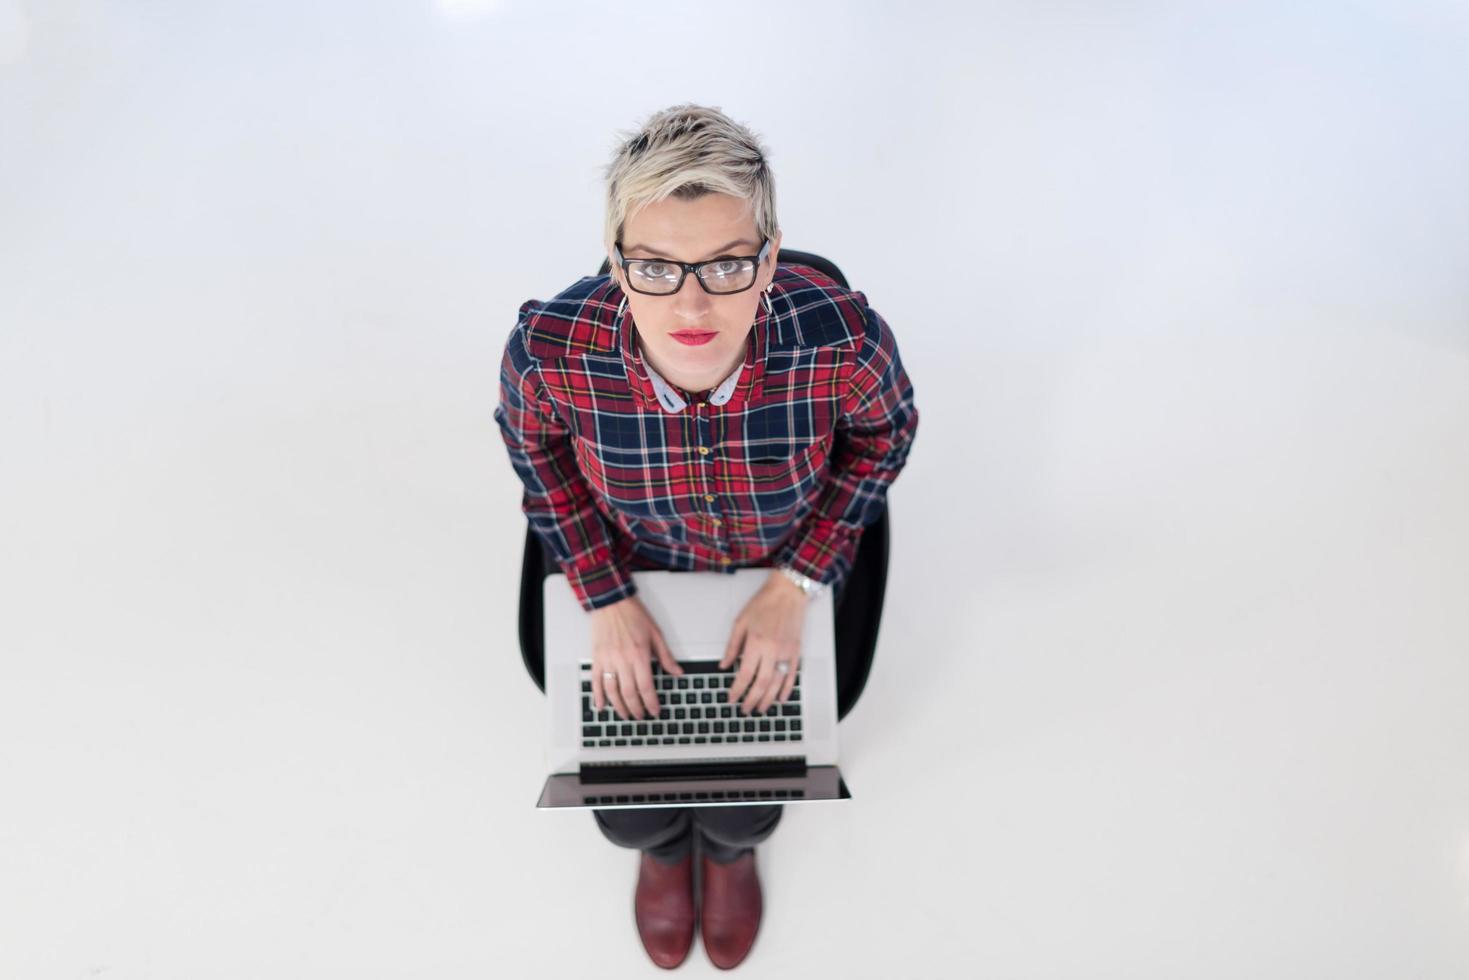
[773,299,919,591]
[493,319,638,612]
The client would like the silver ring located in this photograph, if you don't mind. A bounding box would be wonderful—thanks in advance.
[775,662,790,675]
[603,670,617,680]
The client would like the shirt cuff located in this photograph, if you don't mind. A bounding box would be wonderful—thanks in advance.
[561,556,639,612]
[775,516,861,593]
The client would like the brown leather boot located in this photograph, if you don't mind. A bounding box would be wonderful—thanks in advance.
[634,850,696,969]
[700,850,762,970]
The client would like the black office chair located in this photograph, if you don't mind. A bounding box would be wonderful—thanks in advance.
[516,249,890,722]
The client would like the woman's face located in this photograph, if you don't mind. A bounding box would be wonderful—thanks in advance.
[609,192,781,391]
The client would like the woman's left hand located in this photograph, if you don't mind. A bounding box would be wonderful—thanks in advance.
[721,571,809,715]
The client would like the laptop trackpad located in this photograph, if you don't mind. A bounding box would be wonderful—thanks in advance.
[633,574,740,648]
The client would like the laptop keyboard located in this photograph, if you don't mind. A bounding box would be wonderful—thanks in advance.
[580,658,804,749]
[584,788,806,805]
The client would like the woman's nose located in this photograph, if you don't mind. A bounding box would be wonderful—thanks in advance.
[670,269,713,318]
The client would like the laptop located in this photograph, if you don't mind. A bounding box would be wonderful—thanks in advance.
[537,566,852,810]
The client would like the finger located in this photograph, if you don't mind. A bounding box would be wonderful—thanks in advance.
[755,664,783,714]
[776,657,800,703]
[592,663,605,712]
[720,618,745,671]
[752,663,784,715]
[763,655,798,713]
[741,655,776,715]
[647,634,674,718]
[617,664,644,720]
[727,641,759,706]
[651,629,682,679]
[604,668,629,719]
[633,654,659,718]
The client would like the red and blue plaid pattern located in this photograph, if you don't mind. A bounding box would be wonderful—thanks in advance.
[494,263,919,611]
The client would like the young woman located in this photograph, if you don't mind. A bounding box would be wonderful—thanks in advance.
[495,103,919,970]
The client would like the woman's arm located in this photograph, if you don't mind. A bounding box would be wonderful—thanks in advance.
[493,321,637,612]
[774,299,920,590]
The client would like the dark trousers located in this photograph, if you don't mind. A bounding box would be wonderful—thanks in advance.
[594,803,784,865]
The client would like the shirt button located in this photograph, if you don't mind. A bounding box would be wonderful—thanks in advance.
[719,557,731,566]
[711,518,722,527]
[704,494,715,502]
[698,446,710,456]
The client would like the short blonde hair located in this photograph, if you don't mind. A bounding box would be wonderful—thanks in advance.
[602,103,779,259]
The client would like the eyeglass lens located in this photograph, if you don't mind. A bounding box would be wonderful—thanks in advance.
[628,259,757,294]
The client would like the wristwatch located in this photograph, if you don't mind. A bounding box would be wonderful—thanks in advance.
[777,564,828,600]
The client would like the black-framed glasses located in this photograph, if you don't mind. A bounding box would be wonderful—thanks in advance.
[612,238,773,296]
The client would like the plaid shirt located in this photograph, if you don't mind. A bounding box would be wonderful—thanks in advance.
[494,262,920,612]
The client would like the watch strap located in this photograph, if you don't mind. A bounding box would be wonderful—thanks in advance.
[777,564,826,599]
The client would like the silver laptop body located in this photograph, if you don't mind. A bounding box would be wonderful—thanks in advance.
[537,566,852,810]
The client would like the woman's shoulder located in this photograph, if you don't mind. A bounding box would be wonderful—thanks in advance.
[766,262,878,354]
[512,275,623,363]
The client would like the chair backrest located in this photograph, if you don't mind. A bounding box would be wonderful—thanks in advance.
[517,249,889,722]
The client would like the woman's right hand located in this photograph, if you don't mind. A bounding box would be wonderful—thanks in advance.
[588,594,685,720]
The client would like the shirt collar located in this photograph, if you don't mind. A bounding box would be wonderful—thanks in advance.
[617,292,769,413]
[645,349,744,412]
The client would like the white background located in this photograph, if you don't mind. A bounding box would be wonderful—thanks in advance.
[3,1,1468,977]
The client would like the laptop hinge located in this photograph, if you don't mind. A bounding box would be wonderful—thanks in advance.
[578,756,806,784]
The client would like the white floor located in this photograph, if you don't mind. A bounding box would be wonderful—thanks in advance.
[3,2,1468,977]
